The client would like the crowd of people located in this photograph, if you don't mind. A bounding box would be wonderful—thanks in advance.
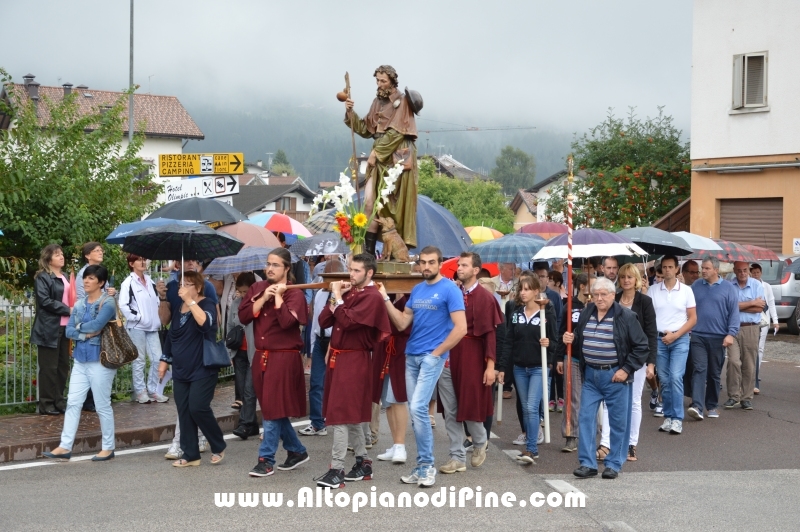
[31,239,777,484]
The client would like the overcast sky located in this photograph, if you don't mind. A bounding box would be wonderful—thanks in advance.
[2,0,693,134]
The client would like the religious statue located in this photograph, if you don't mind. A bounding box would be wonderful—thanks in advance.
[343,65,423,258]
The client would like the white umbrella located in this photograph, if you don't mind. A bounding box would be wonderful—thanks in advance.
[533,228,648,260]
[671,231,723,252]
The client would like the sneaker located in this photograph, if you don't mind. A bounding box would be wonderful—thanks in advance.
[377,446,396,461]
[669,419,683,434]
[659,418,673,432]
[298,424,327,436]
[401,467,422,484]
[516,450,535,464]
[649,389,659,410]
[344,457,373,481]
[562,437,578,453]
[741,400,754,410]
[537,427,544,445]
[315,468,345,488]
[135,392,152,404]
[471,441,488,468]
[513,433,527,446]
[391,445,407,464]
[723,399,740,409]
[276,451,309,471]
[687,406,704,421]
[707,409,720,418]
[164,443,183,460]
[627,445,637,461]
[548,400,556,412]
[365,434,375,450]
[439,459,466,474]
[249,458,274,477]
[198,436,208,453]
[150,393,169,403]
[653,403,664,417]
[557,398,564,413]
[463,439,473,452]
[417,465,436,487]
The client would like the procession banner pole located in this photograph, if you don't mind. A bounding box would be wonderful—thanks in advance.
[345,72,361,210]
[535,296,551,444]
[565,155,575,437]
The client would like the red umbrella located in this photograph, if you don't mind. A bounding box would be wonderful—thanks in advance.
[262,213,313,237]
[743,244,780,261]
[440,257,499,280]
[517,222,568,240]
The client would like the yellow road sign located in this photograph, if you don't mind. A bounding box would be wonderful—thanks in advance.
[159,153,244,176]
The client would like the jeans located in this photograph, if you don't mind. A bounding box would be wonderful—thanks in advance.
[578,365,631,472]
[601,364,646,447]
[690,334,726,412]
[656,334,690,420]
[60,360,117,451]
[513,365,546,455]
[128,329,162,396]
[259,418,307,467]
[309,336,329,430]
[405,353,446,466]
[173,375,226,461]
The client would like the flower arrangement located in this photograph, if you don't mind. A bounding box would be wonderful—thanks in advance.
[310,162,404,249]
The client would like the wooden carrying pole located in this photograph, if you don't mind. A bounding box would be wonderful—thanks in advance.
[345,72,361,209]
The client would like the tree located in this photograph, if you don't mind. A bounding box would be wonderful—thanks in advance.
[544,107,690,230]
[489,146,536,196]
[419,158,514,234]
[271,149,295,176]
[0,67,159,293]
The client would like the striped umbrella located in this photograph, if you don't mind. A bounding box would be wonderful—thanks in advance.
[304,209,338,234]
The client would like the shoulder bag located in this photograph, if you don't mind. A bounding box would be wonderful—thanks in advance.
[204,313,231,370]
[99,296,139,369]
[225,325,244,351]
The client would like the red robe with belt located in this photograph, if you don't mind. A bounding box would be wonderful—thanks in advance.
[372,295,410,403]
[239,281,308,421]
[320,285,390,425]
[448,284,503,422]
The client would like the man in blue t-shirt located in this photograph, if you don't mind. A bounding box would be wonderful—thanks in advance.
[378,246,466,488]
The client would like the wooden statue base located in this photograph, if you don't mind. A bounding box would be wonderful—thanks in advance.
[320,272,424,294]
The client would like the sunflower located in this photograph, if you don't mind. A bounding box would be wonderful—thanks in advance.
[352,212,368,228]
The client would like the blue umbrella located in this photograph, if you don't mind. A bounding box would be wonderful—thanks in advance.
[469,234,546,264]
[413,195,472,257]
[106,218,201,244]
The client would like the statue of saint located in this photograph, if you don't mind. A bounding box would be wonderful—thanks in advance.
[344,65,422,256]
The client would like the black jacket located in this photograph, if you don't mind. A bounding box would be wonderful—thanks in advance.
[572,301,649,383]
[30,271,71,348]
[615,291,658,366]
[498,301,558,372]
[557,296,586,362]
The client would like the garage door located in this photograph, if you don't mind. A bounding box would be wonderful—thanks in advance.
[719,198,783,252]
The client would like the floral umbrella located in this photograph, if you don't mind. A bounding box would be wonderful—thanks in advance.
[743,244,780,261]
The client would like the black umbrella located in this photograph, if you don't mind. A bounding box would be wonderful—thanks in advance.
[617,227,694,256]
[146,197,246,227]
[122,223,245,261]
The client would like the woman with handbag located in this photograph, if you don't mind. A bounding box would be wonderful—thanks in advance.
[31,244,73,416]
[157,271,226,467]
[43,265,118,461]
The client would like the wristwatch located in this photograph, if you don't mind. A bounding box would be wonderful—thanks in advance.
[188,300,197,307]
[383,296,391,302]
[335,299,344,306]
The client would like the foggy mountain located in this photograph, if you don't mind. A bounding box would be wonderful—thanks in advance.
[184,104,574,190]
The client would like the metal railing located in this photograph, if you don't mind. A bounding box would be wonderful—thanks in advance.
[1,302,234,408]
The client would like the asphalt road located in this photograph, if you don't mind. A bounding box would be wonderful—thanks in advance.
[2,352,800,531]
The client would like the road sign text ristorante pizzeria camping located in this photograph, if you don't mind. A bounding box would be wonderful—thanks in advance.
[159,153,244,176]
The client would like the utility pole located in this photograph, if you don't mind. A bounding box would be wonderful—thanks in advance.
[128,0,134,143]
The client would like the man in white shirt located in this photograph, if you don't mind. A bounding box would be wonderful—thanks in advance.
[748,263,777,395]
[648,255,697,433]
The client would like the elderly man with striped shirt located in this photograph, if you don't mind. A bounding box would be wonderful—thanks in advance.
[562,277,649,480]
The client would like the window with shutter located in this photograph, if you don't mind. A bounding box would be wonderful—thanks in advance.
[732,52,767,110]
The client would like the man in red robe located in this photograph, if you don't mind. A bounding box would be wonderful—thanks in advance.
[239,248,309,478]
[314,253,391,489]
[438,252,503,474]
